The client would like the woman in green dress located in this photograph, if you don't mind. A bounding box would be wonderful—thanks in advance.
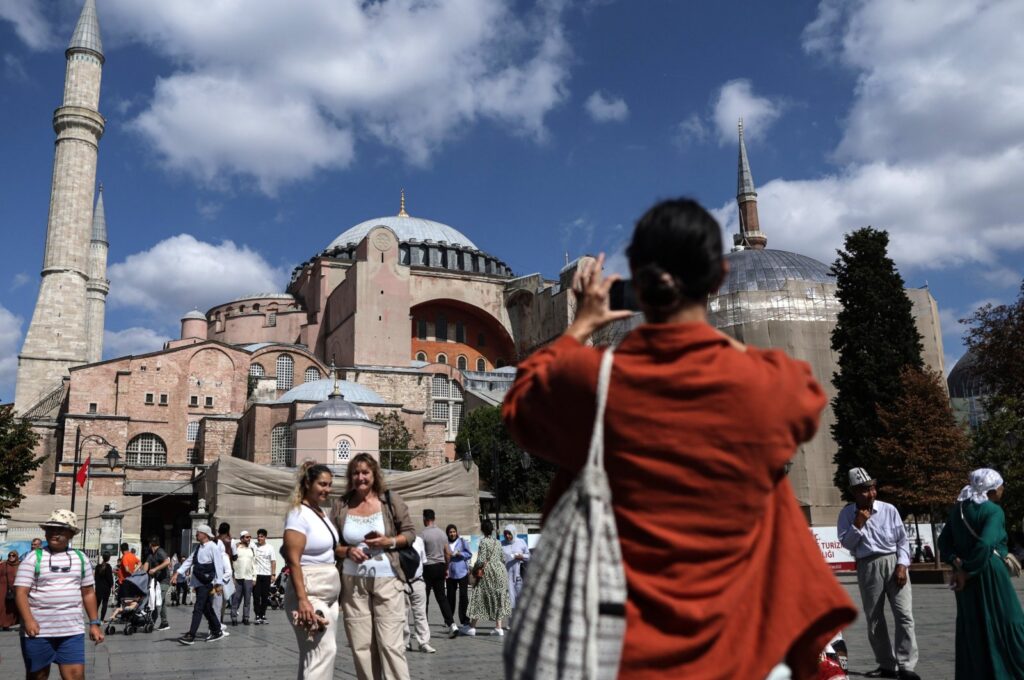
[938,468,1024,679]
[460,519,511,636]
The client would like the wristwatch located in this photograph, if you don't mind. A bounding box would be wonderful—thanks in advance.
[88,619,102,626]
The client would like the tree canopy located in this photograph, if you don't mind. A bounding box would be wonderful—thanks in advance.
[830,227,924,498]
[0,405,44,518]
[373,411,419,471]
[455,405,556,513]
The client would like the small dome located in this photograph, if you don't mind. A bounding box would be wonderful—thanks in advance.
[275,378,386,406]
[948,351,986,399]
[302,392,370,422]
[327,215,477,251]
[181,310,206,321]
[720,249,834,294]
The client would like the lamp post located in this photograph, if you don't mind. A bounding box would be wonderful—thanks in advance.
[81,447,121,551]
[70,427,119,514]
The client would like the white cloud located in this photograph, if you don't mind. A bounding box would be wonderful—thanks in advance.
[103,327,172,360]
[711,79,783,145]
[0,304,23,403]
[584,91,629,123]
[673,113,708,147]
[10,272,30,290]
[714,1,1024,277]
[83,0,573,192]
[0,0,54,50]
[107,234,288,318]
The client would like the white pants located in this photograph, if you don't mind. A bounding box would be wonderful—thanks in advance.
[285,563,342,680]
[403,579,429,648]
[857,553,918,672]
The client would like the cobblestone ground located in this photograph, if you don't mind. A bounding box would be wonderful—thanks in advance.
[1,574,1021,678]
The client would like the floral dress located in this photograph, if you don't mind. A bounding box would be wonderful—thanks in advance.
[467,537,511,622]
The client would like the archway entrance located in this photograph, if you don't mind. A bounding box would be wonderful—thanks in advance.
[140,494,194,559]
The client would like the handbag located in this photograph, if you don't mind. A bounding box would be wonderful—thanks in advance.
[504,347,626,680]
[959,502,1021,577]
[383,491,421,581]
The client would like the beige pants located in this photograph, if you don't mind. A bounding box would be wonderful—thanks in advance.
[285,563,342,680]
[342,574,411,680]
[403,578,429,648]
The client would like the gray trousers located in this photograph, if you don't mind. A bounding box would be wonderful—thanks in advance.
[230,579,254,619]
[856,553,918,672]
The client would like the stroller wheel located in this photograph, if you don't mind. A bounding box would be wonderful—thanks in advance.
[145,623,154,634]
[106,625,115,635]
[125,625,133,635]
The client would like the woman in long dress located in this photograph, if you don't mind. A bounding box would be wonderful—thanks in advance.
[501,524,530,611]
[0,550,20,629]
[462,519,511,636]
[938,468,1024,679]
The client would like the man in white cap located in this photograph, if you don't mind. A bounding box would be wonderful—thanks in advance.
[229,530,256,625]
[14,509,104,678]
[837,468,919,680]
[172,524,228,645]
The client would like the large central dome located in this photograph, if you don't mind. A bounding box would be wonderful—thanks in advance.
[719,249,834,294]
[327,215,478,251]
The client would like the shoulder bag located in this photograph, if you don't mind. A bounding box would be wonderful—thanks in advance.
[960,501,1021,577]
[383,490,421,581]
[504,347,626,680]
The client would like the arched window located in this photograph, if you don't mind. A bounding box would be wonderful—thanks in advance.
[304,367,321,383]
[415,351,427,362]
[456,355,468,370]
[126,433,167,467]
[335,438,353,464]
[430,376,464,440]
[276,355,294,390]
[476,358,486,371]
[436,353,447,365]
[253,303,260,312]
[249,363,265,377]
[186,421,199,442]
[271,425,293,467]
[436,314,448,341]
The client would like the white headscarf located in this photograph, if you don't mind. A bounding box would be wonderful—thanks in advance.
[957,468,1004,505]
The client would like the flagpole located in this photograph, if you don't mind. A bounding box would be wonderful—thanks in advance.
[82,477,92,553]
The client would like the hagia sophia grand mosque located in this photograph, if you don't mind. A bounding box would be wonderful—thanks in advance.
[8,1,946,550]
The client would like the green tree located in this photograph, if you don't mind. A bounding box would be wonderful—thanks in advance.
[455,405,556,512]
[967,397,1024,530]
[373,412,420,471]
[830,227,924,498]
[0,405,44,518]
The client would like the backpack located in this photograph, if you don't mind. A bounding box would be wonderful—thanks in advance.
[504,347,626,680]
[32,548,87,581]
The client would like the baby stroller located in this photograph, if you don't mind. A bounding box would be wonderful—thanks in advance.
[268,570,288,610]
[105,572,154,635]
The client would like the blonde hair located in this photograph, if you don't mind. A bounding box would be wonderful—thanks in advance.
[290,460,333,509]
[345,453,386,498]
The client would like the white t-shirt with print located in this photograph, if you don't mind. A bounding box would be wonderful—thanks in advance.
[341,511,395,578]
[284,504,339,565]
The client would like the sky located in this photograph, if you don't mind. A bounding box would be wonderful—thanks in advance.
[0,0,1021,402]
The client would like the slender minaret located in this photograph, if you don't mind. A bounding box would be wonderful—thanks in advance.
[734,118,767,250]
[15,0,106,410]
[85,185,109,363]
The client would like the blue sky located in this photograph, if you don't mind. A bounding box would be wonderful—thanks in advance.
[1,0,1022,401]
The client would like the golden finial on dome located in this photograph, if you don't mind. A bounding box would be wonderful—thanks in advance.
[398,188,409,217]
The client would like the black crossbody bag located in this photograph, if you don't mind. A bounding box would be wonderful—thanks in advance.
[383,491,420,581]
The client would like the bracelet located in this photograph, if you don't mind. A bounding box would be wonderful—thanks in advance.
[89,619,102,625]
[390,538,397,550]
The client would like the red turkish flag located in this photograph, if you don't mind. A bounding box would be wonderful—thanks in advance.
[76,456,91,488]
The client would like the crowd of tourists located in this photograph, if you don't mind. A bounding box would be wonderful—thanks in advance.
[5,198,1023,680]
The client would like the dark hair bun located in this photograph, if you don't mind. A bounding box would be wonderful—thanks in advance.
[627,198,723,306]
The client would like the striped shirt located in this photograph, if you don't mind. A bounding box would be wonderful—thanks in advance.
[14,548,95,637]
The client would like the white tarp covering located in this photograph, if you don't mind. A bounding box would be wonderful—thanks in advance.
[197,456,480,538]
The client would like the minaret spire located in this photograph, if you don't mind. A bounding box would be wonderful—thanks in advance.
[733,118,767,250]
[91,184,107,243]
[398,188,409,217]
[15,0,106,408]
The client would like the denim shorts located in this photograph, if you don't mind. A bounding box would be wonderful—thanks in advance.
[20,633,85,672]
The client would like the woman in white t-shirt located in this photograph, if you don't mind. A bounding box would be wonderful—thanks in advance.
[282,462,344,680]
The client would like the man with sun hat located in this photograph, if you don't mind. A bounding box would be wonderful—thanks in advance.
[14,509,104,679]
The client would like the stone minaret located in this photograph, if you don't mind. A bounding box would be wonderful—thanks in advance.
[85,185,109,363]
[15,0,105,410]
[733,118,767,250]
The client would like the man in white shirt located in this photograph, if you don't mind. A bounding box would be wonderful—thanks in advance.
[252,528,277,625]
[836,468,919,680]
[230,530,256,625]
[172,524,229,645]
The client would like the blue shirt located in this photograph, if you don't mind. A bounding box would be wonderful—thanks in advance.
[837,500,911,567]
[447,537,473,580]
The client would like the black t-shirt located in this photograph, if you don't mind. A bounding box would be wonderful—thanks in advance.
[94,562,114,590]
[146,548,170,582]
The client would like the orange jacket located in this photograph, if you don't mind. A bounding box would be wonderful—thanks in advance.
[503,324,856,680]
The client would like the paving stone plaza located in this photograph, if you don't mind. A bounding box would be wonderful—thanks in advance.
[2,572,1019,679]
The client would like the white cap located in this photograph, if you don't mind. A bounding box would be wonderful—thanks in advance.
[848,467,876,488]
[239,530,251,537]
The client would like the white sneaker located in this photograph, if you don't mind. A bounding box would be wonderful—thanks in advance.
[448,623,459,638]
[420,643,437,653]
[405,642,412,651]
[458,626,476,636]
[489,628,504,636]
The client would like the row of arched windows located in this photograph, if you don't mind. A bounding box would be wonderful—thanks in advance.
[249,356,322,391]
[415,352,486,371]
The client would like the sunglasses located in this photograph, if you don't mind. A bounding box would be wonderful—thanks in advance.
[49,552,73,573]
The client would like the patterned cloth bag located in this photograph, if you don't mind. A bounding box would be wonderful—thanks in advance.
[504,347,627,680]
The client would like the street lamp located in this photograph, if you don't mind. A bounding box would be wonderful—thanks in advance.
[69,427,119,514]
[461,440,474,472]
[80,446,121,551]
